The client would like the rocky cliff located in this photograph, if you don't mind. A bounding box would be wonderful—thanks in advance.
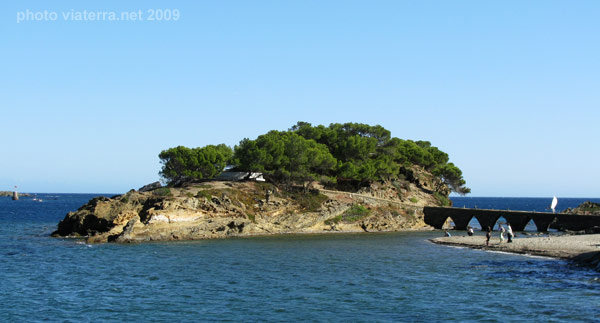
[53,167,446,243]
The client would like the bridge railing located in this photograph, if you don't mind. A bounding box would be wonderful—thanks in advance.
[423,206,600,232]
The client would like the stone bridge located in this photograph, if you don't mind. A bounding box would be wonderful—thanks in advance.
[423,206,600,232]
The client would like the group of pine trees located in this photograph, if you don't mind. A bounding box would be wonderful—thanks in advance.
[158,122,470,195]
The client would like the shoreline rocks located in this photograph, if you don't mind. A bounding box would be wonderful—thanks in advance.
[53,180,440,243]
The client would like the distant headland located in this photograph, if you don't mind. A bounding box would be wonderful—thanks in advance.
[0,191,31,197]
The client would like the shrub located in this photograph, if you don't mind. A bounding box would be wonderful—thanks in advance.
[434,192,451,206]
[153,187,172,197]
[342,204,371,222]
[392,179,410,191]
[196,190,212,200]
[324,215,342,225]
[282,189,328,212]
[120,194,130,204]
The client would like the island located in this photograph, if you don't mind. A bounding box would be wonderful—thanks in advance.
[0,191,31,197]
[52,122,470,243]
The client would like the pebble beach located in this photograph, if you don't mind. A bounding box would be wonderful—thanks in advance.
[431,233,600,269]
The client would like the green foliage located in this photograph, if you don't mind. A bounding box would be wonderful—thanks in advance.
[345,204,371,216]
[246,213,256,223]
[392,179,409,192]
[318,175,337,187]
[324,215,342,225]
[341,204,371,222]
[433,192,451,206]
[118,191,133,204]
[292,122,397,182]
[282,190,329,212]
[288,122,468,193]
[153,187,172,197]
[234,131,336,186]
[573,201,600,212]
[156,121,470,195]
[159,144,233,185]
[409,197,418,203]
[432,163,471,195]
[195,190,212,200]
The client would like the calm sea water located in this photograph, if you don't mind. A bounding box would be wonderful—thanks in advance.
[1,194,599,322]
[450,196,600,213]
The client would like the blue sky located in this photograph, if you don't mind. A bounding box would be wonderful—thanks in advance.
[1,1,598,196]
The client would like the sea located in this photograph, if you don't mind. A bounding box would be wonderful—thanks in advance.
[1,194,599,322]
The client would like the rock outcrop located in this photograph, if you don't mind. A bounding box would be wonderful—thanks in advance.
[138,181,162,192]
[53,168,446,243]
[563,201,600,215]
[0,191,31,197]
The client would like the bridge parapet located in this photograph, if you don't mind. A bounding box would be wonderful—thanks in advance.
[423,206,600,232]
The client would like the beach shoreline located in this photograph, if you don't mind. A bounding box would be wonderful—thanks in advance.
[431,233,600,270]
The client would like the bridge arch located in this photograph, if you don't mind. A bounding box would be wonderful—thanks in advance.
[473,214,499,232]
[423,207,561,232]
[491,216,508,231]
[424,206,600,233]
[503,214,530,231]
[468,217,482,230]
[529,214,555,232]
[442,217,454,229]
[447,215,472,230]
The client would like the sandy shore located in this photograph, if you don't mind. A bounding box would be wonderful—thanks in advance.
[431,233,600,269]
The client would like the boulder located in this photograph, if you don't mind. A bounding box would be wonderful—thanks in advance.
[138,181,162,192]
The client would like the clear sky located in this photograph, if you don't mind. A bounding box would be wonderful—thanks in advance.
[1,1,598,196]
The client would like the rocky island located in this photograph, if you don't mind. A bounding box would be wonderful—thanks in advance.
[53,174,442,243]
[0,191,31,197]
[53,122,471,243]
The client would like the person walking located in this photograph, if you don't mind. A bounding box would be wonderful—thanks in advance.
[507,223,514,243]
[499,224,506,243]
[485,226,491,246]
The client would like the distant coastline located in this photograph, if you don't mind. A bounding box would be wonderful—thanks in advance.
[0,191,31,197]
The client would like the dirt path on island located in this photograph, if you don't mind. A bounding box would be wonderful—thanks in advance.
[319,189,421,207]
